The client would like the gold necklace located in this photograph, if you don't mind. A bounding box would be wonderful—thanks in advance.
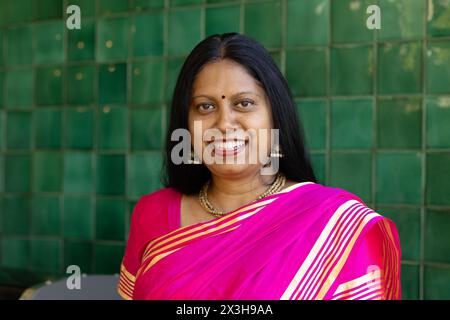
[198,173,286,218]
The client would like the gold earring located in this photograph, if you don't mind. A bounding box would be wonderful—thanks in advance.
[270,145,284,158]
[187,150,201,164]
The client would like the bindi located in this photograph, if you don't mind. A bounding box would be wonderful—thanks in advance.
[221,95,225,99]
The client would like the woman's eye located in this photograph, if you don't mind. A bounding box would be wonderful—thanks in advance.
[198,103,214,111]
[237,99,255,108]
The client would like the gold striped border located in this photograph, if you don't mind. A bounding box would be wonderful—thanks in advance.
[141,197,278,262]
[333,268,381,296]
[141,181,313,261]
[141,205,266,263]
[117,263,136,300]
[138,224,242,278]
[312,210,380,300]
[280,200,381,300]
[379,219,401,299]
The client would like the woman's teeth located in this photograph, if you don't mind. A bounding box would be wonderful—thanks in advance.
[213,140,245,150]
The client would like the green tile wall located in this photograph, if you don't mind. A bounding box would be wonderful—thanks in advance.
[0,0,449,300]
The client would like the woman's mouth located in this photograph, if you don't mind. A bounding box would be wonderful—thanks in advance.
[210,140,247,157]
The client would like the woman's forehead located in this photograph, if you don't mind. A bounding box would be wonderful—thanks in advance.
[192,60,264,95]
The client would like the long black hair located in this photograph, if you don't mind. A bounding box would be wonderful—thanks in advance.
[162,32,316,195]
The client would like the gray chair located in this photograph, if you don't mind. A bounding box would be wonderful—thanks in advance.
[20,274,122,300]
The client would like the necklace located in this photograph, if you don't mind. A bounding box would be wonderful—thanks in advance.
[198,173,286,218]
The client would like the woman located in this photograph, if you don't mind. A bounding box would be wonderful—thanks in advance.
[118,33,401,300]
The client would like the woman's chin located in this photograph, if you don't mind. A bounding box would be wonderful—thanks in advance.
[207,162,259,178]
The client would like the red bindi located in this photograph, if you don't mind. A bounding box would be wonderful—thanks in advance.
[221,95,225,99]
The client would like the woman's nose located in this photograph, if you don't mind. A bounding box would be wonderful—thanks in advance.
[215,105,239,133]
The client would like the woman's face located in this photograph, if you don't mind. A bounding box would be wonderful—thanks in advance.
[188,58,273,179]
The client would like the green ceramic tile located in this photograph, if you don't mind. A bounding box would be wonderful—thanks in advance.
[132,12,164,57]
[378,206,421,261]
[97,17,130,62]
[99,0,129,14]
[5,154,31,193]
[245,1,281,48]
[286,49,327,97]
[67,65,96,106]
[1,238,29,269]
[33,21,65,64]
[427,96,450,148]
[94,243,125,274]
[329,152,372,203]
[377,97,422,149]
[34,109,62,149]
[99,63,127,104]
[31,195,60,236]
[131,108,163,150]
[7,112,31,149]
[63,195,93,240]
[63,152,93,193]
[425,209,450,263]
[270,51,282,70]
[133,0,165,10]
[5,0,33,24]
[287,0,329,46]
[205,5,240,37]
[401,264,420,300]
[378,0,425,40]
[64,240,93,274]
[378,42,422,94]
[69,0,96,17]
[0,155,4,192]
[96,198,126,241]
[427,41,450,94]
[331,45,373,95]
[166,57,184,101]
[0,32,3,66]
[32,152,62,192]
[7,26,33,65]
[296,100,326,150]
[426,153,450,205]
[1,196,31,235]
[98,106,128,150]
[331,99,373,149]
[129,152,163,197]
[168,8,201,56]
[310,153,325,184]
[96,154,126,195]
[68,19,95,61]
[30,239,61,273]
[33,0,63,20]
[0,72,4,109]
[424,266,450,299]
[428,0,450,37]
[376,152,422,205]
[131,60,164,105]
[65,107,94,149]
[171,0,202,5]
[6,69,33,109]
[331,0,374,43]
[207,0,239,3]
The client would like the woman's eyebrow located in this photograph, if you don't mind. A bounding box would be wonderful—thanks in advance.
[191,91,262,100]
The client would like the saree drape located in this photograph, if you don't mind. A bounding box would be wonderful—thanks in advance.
[118,182,401,300]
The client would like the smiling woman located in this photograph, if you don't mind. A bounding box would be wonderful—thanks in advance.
[117,33,401,300]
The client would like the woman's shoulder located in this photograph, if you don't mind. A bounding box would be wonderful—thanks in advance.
[131,187,181,223]
[135,187,180,208]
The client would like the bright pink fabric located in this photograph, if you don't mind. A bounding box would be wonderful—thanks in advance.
[118,183,401,300]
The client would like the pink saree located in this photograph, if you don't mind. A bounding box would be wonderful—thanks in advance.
[118,182,401,300]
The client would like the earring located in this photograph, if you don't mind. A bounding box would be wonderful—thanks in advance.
[270,145,284,158]
[187,150,201,164]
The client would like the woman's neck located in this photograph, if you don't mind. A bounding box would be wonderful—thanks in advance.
[207,173,276,213]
